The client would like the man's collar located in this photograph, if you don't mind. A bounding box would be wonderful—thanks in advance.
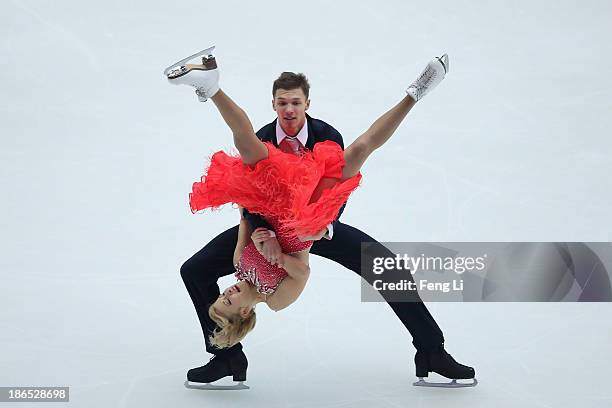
[276,119,309,146]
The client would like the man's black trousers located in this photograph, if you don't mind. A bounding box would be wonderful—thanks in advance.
[180,222,445,357]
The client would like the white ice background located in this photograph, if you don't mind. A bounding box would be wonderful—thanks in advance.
[1,0,612,407]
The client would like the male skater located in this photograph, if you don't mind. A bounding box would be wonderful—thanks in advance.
[170,50,476,388]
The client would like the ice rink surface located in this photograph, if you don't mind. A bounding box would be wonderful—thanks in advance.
[2,0,612,406]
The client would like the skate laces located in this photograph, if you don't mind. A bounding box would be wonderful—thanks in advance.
[410,65,437,99]
[195,88,208,98]
[167,66,188,78]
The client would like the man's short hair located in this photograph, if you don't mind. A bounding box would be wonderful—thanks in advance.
[272,72,310,99]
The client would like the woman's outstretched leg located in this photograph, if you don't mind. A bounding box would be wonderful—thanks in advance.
[307,55,449,206]
[210,90,268,166]
[341,95,416,178]
[309,92,418,203]
[166,48,267,166]
[342,54,449,179]
[307,94,416,203]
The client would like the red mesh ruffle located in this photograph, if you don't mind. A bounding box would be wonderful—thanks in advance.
[189,141,361,236]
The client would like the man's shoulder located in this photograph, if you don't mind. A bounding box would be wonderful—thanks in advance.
[255,120,276,141]
[307,115,342,146]
[307,115,339,134]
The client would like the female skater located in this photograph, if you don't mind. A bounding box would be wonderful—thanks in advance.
[176,51,449,349]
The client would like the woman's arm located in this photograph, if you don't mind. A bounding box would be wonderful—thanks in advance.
[279,252,310,279]
[265,251,311,312]
[233,208,253,266]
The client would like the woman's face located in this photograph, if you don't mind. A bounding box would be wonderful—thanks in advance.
[213,280,253,319]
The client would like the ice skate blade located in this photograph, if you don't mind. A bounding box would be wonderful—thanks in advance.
[164,46,216,76]
[184,380,250,390]
[413,377,477,388]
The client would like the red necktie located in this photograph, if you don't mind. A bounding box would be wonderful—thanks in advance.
[278,137,304,156]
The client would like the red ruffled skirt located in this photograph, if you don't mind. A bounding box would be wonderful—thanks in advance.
[189,141,361,237]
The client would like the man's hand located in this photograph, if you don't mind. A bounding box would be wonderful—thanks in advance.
[298,228,328,242]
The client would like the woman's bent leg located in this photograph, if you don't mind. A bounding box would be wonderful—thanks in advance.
[210,90,268,165]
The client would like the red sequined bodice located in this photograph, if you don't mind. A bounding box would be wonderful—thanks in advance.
[235,215,312,295]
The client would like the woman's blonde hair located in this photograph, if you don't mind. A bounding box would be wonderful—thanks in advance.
[208,304,257,349]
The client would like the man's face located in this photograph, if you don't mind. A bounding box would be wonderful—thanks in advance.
[272,88,310,137]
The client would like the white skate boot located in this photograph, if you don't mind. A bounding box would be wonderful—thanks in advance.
[164,46,220,102]
[406,54,449,102]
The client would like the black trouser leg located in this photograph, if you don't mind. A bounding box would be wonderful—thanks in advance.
[311,222,445,351]
[179,225,243,356]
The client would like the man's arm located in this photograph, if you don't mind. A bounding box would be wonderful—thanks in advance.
[325,202,346,239]
[322,122,345,238]
[300,209,345,242]
[299,203,345,241]
[287,120,348,241]
[243,208,273,231]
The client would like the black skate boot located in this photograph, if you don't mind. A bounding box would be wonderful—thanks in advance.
[413,344,477,388]
[184,349,249,390]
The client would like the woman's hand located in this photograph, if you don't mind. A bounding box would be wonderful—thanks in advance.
[251,228,275,254]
